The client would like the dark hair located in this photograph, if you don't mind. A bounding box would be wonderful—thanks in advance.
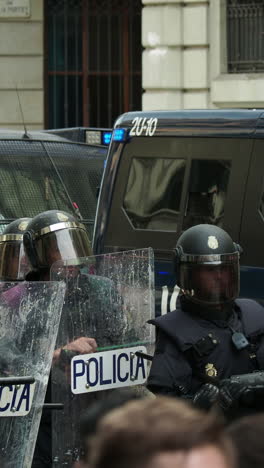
[88,396,236,468]
[227,413,264,468]
[80,388,146,461]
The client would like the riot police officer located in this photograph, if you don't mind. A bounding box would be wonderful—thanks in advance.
[23,210,125,466]
[0,217,33,313]
[0,217,32,281]
[23,210,97,467]
[147,224,264,415]
[0,218,33,375]
[0,218,66,466]
[23,210,92,277]
[23,209,98,358]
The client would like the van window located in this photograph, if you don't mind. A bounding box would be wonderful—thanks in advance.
[0,140,105,238]
[183,159,231,229]
[44,142,105,228]
[0,142,71,220]
[123,157,186,231]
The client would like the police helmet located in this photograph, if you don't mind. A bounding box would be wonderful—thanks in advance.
[23,210,92,271]
[175,224,241,306]
[0,218,32,280]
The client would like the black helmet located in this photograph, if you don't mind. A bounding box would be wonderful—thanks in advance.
[175,224,241,306]
[0,218,32,280]
[23,210,92,272]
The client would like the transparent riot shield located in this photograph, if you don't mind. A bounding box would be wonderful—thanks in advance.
[50,248,155,466]
[0,281,65,468]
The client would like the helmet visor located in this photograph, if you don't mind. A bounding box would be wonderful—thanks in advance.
[0,241,31,280]
[179,253,239,305]
[34,228,92,268]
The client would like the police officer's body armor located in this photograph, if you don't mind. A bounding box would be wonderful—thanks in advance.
[147,224,264,405]
[147,297,264,397]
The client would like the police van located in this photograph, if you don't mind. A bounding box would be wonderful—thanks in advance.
[93,110,264,309]
[0,127,111,238]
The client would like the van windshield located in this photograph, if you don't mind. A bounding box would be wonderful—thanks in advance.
[0,140,105,237]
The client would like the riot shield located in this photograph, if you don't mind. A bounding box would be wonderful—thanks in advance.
[0,281,65,468]
[50,247,155,466]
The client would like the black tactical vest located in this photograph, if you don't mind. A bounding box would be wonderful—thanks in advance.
[147,299,264,396]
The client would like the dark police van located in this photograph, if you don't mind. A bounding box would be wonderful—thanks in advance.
[93,110,264,310]
[0,127,110,239]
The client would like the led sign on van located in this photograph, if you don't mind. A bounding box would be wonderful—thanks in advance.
[113,128,126,142]
[86,130,112,146]
[86,130,102,146]
[102,132,112,145]
[130,117,158,137]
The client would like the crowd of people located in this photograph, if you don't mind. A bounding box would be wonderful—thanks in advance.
[75,389,264,468]
[0,211,264,467]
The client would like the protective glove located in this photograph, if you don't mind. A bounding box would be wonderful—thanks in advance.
[218,380,248,411]
[193,383,219,410]
[244,385,264,409]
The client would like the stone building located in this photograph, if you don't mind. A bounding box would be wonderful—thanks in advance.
[0,0,263,129]
[143,0,264,110]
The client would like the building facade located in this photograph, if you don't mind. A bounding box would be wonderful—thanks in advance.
[143,0,264,110]
[0,0,264,130]
[0,0,44,130]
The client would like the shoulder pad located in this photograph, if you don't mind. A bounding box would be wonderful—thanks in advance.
[148,310,209,352]
[236,299,264,336]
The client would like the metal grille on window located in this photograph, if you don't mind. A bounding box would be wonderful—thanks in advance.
[0,141,72,222]
[45,0,142,129]
[0,140,105,239]
[227,0,264,73]
[44,142,105,237]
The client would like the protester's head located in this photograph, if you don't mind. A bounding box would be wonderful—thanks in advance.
[227,413,264,468]
[80,388,149,463]
[23,210,92,279]
[0,217,32,280]
[88,396,236,468]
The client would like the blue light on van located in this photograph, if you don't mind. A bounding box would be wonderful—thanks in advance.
[102,131,112,145]
[158,271,169,275]
[113,128,126,142]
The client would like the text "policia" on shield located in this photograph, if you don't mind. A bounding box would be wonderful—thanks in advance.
[0,383,36,417]
[71,346,148,394]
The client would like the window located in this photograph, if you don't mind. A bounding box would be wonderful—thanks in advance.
[45,0,142,128]
[227,0,264,73]
[123,158,186,231]
[183,160,231,230]
[44,142,105,237]
[0,141,71,224]
[0,141,105,238]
